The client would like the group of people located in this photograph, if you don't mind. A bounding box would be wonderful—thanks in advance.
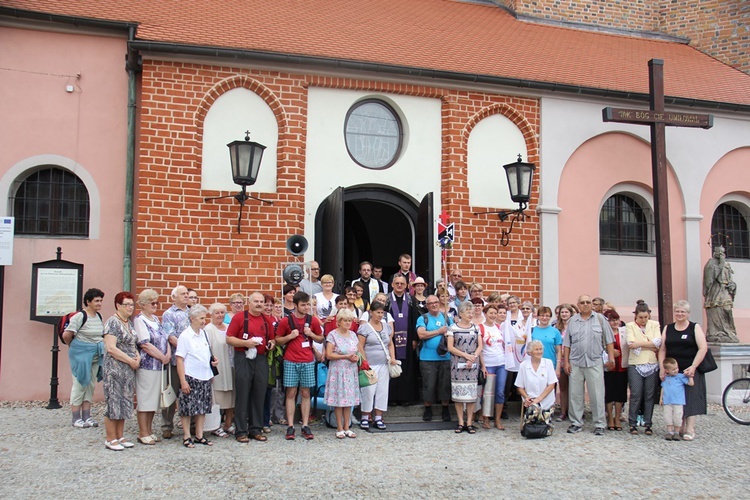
[63,255,710,448]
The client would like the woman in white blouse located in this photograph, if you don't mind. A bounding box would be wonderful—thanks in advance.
[515,340,558,411]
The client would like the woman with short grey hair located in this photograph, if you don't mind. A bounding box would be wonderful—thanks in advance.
[176,304,218,448]
[133,289,171,445]
[206,302,234,438]
[447,300,483,434]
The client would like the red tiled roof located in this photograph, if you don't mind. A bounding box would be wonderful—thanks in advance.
[4,0,750,106]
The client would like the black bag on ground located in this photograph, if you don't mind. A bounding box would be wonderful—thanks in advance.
[520,404,552,439]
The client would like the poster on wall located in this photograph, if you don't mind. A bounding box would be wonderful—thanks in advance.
[30,255,84,325]
[0,217,14,266]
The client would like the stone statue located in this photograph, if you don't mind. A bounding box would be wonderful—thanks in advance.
[703,245,738,343]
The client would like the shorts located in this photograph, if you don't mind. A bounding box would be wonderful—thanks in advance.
[283,360,316,388]
[663,404,684,426]
[420,360,451,403]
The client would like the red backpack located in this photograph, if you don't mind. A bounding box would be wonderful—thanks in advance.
[57,310,101,345]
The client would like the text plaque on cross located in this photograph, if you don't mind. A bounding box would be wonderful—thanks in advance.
[603,108,713,129]
[602,58,713,326]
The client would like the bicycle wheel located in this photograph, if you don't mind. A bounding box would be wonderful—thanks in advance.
[722,378,750,425]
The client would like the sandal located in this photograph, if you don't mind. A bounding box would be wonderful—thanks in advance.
[236,435,250,443]
[149,434,161,442]
[455,424,465,434]
[614,426,622,431]
[194,436,213,446]
[482,420,491,429]
[374,420,386,430]
[359,419,370,430]
[607,426,615,431]
[495,421,506,430]
[466,425,477,434]
[629,426,638,435]
[183,438,194,448]
[682,433,695,441]
[336,431,346,439]
[212,428,228,438]
[137,435,156,445]
[344,430,357,438]
[250,434,267,442]
[644,426,653,436]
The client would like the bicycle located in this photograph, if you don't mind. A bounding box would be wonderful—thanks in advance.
[722,364,750,425]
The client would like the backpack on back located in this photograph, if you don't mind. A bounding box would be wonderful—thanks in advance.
[57,310,101,345]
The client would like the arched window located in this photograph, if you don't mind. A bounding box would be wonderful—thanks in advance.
[711,203,749,259]
[12,167,90,237]
[600,193,652,253]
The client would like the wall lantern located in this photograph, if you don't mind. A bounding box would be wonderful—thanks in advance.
[475,154,535,246]
[205,131,272,233]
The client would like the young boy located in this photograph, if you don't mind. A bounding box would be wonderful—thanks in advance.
[661,357,694,441]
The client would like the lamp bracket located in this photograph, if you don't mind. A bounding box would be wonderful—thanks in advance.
[474,202,528,246]
[204,185,273,234]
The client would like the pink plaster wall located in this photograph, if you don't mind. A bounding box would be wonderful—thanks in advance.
[700,147,750,343]
[558,132,687,306]
[0,26,129,400]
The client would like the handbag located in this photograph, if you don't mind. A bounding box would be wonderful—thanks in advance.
[203,329,220,377]
[436,335,448,357]
[160,368,177,408]
[371,324,402,378]
[359,369,378,388]
[697,349,717,374]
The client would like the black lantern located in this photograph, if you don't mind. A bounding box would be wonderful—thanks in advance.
[205,131,272,233]
[504,154,535,207]
[475,154,536,246]
[228,131,266,187]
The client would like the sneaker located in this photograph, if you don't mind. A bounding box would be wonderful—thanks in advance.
[73,419,89,428]
[593,427,605,436]
[84,417,99,428]
[285,426,295,440]
[118,438,135,448]
[441,407,451,422]
[422,407,433,422]
[104,439,124,451]
[301,426,314,440]
[567,425,583,434]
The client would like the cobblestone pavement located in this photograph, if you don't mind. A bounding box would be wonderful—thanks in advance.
[0,401,748,498]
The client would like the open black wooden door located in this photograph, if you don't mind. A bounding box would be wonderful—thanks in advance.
[314,187,345,293]
[415,192,434,285]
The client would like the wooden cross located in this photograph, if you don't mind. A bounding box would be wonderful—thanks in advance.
[603,59,713,326]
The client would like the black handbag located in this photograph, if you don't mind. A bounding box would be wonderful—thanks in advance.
[436,335,448,356]
[478,369,486,386]
[697,349,717,374]
[203,329,220,377]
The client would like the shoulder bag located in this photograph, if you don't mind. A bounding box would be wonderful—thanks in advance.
[202,329,220,377]
[697,348,717,374]
[161,367,177,408]
[372,324,402,378]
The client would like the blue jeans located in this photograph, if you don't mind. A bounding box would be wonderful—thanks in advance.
[486,365,508,404]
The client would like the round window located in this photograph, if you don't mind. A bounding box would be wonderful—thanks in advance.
[344,99,403,169]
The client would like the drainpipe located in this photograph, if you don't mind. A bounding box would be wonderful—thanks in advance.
[124,26,140,291]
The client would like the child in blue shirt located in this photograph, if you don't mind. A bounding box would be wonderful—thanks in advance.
[661,357,694,441]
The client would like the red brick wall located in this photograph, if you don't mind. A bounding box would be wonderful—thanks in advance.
[498,0,659,31]
[136,61,541,306]
[659,0,750,74]
[494,0,749,74]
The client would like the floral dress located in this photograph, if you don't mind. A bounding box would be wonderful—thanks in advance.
[448,323,480,403]
[102,315,138,420]
[325,330,361,407]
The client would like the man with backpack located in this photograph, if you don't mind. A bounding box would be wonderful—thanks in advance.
[274,291,323,441]
[226,292,276,443]
[416,295,453,422]
[63,288,105,429]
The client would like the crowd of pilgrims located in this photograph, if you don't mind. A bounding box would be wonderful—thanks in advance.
[63,254,709,449]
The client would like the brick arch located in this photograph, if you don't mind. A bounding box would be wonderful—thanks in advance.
[194,74,289,144]
[460,103,539,162]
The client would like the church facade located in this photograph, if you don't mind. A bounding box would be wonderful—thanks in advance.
[1,0,749,399]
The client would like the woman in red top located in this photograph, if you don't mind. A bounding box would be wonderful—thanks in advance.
[603,309,628,431]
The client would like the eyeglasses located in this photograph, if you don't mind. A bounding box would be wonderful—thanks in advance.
[150,301,159,306]
[121,303,135,307]
[426,301,439,305]
[231,301,244,305]
[579,300,592,304]
[521,307,531,310]
[451,274,462,278]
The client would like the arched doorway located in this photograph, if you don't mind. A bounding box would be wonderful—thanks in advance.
[315,186,433,292]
